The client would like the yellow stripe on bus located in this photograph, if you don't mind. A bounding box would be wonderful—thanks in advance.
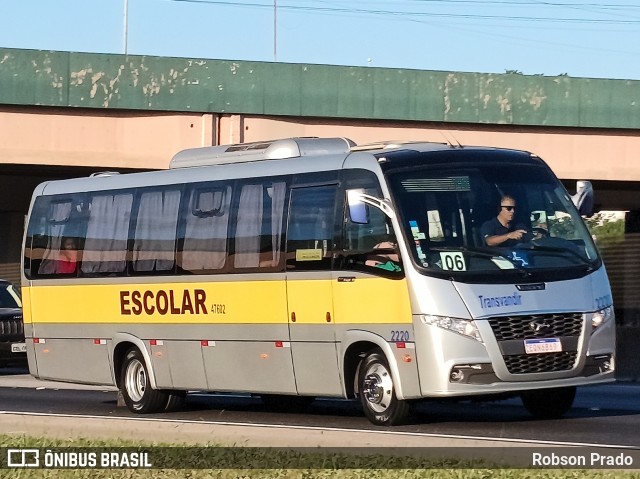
[25,281,288,324]
[24,276,412,325]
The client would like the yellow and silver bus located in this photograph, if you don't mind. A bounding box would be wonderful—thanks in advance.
[21,137,615,425]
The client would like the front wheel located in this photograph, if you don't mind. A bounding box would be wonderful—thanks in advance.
[358,349,409,426]
[521,386,576,419]
[120,348,168,414]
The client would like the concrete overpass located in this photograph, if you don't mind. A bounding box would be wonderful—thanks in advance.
[2,48,639,193]
[1,47,639,282]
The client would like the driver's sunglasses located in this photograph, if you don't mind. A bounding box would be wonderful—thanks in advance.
[501,205,516,211]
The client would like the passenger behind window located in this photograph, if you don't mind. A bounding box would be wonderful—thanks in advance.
[56,237,78,274]
[364,238,402,272]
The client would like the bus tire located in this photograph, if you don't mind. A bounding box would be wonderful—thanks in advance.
[120,348,168,414]
[521,386,576,419]
[358,349,409,426]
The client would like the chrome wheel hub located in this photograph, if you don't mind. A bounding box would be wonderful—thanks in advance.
[362,362,393,413]
[125,358,146,402]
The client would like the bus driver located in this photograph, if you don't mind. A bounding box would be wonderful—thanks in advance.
[481,195,528,247]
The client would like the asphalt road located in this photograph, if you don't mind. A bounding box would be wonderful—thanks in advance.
[1,367,639,449]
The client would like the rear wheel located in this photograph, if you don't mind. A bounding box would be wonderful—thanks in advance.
[521,386,576,419]
[120,348,168,414]
[358,349,409,426]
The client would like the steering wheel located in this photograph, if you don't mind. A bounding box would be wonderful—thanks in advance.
[531,227,549,240]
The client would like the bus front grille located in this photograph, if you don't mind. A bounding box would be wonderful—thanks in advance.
[487,313,583,375]
[488,312,583,341]
[503,351,578,374]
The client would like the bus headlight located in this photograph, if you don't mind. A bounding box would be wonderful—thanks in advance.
[591,306,614,332]
[420,315,483,342]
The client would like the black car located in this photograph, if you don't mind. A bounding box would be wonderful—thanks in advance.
[0,280,25,367]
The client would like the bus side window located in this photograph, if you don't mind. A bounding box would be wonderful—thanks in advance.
[81,193,133,276]
[286,185,337,271]
[36,200,73,276]
[30,196,87,278]
[132,188,181,274]
[178,184,232,273]
[341,193,403,277]
[232,180,287,270]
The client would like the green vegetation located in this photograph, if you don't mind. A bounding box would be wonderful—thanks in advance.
[1,434,639,478]
[585,214,625,249]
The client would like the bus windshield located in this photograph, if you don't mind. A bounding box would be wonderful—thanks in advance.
[385,163,600,281]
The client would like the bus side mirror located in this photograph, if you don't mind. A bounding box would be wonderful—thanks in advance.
[347,189,396,223]
[347,189,369,224]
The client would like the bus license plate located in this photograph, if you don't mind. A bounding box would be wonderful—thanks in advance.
[524,338,561,354]
[11,343,26,353]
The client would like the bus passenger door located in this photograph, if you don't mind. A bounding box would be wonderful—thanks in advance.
[285,185,342,396]
[332,188,413,345]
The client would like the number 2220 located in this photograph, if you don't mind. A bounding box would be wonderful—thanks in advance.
[391,330,409,342]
